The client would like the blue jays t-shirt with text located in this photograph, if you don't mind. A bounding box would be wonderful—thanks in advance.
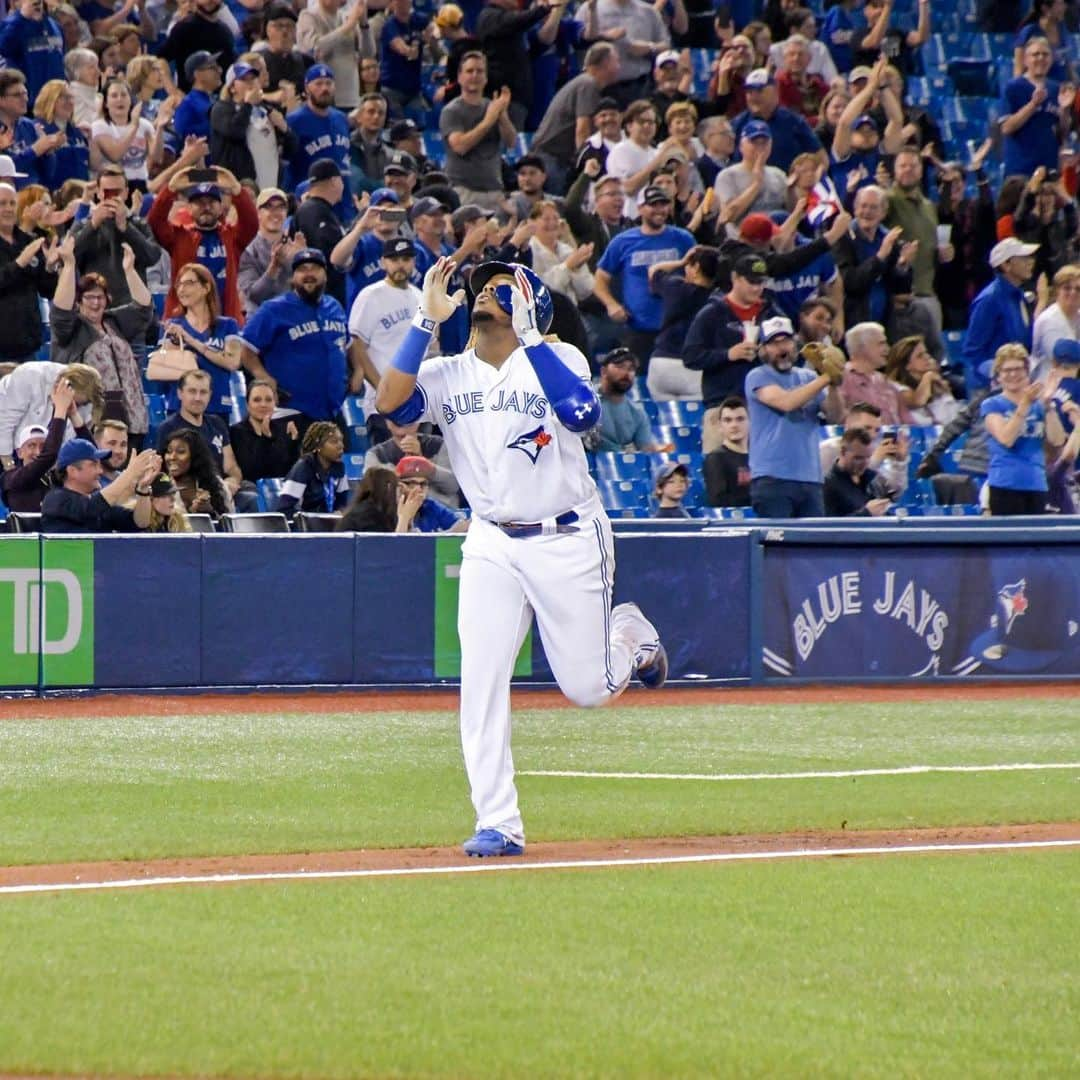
[980,394,1048,491]
[164,316,241,416]
[597,226,695,332]
[1001,76,1062,176]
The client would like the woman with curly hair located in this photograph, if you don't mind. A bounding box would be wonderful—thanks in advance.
[885,335,959,426]
[276,420,350,518]
[163,428,234,518]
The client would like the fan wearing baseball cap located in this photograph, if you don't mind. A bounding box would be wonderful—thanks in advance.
[0,391,86,512]
[743,315,844,518]
[293,158,348,304]
[714,119,788,225]
[733,67,824,172]
[961,237,1041,396]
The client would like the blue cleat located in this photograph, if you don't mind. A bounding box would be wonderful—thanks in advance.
[463,829,525,857]
[637,641,669,689]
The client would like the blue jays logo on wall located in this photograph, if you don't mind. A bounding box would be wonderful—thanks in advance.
[507,425,553,464]
[761,548,1080,679]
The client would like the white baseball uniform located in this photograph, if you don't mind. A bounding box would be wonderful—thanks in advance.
[348,280,426,417]
[412,339,662,844]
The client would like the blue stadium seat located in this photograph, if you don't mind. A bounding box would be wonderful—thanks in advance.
[596,477,649,510]
[653,400,704,427]
[344,453,366,481]
[514,133,533,157]
[655,425,700,453]
[340,396,370,452]
[256,478,283,512]
[695,506,757,521]
[593,452,652,483]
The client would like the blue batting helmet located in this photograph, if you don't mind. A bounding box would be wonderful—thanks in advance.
[468,261,554,333]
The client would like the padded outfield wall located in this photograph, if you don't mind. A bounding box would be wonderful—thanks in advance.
[0,521,1077,693]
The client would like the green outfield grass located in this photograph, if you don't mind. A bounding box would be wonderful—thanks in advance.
[0,697,1076,864]
[0,851,1076,1079]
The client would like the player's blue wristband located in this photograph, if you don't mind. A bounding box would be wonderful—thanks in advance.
[523,341,601,433]
[382,387,426,424]
[390,313,436,376]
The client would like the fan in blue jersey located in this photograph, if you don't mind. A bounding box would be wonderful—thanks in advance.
[0,0,65,104]
[287,64,355,225]
[237,247,349,435]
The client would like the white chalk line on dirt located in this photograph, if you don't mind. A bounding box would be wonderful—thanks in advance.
[520,762,1080,782]
[2,839,1078,897]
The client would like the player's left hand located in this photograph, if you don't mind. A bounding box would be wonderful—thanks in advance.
[509,267,543,347]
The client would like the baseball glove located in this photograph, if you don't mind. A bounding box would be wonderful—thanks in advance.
[802,341,846,386]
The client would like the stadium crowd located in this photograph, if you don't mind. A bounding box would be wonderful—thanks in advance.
[0,0,1079,530]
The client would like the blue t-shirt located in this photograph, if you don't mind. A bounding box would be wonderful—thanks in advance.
[194,228,227,308]
[1001,76,1062,177]
[820,5,865,74]
[1015,25,1072,82]
[0,13,64,101]
[1051,374,1080,434]
[41,121,89,188]
[172,89,213,149]
[415,237,468,353]
[344,232,422,312]
[595,395,653,452]
[733,106,822,173]
[745,364,826,483]
[597,226,695,332]
[980,394,1048,491]
[164,316,241,416]
[240,290,348,420]
[415,497,459,533]
[766,241,837,323]
[286,104,355,224]
[380,13,428,97]
[829,147,878,203]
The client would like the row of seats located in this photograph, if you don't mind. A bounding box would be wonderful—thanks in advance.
[4,511,342,534]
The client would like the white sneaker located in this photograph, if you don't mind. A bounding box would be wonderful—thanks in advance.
[611,602,662,670]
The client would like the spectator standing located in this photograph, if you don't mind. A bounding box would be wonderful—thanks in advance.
[530,42,620,194]
[590,346,662,451]
[439,50,515,212]
[256,5,312,96]
[148,166,258,322]
[505,153,549,221]
[527,200,594,307]
[744,315,843,518]
[0,361,101,462]
[849,0,931,76]
[0,0,65,105]
[348,91,390,193]
[378,0,431,117]
[70,166,161,305]
[593,183,694,366]
[934,158,995,331]
[732,68,823,173]
[331,188,414,311]
[40,440,159,532]
[704,394,751,507]
[839,321,909,424]
[229,378,299,483]
[158,0,236,93]
[645,244,718,401]
[298,0,374,112]
[578,0,670,110]
[287,65,354,224]
[823,427,893,516]
[775,35,828,128]
[820,0,865,75]
[172,51,223,149]
[0,180,58,364]
[238,187,304,317]
[50,235,152,445]
[238,247,348,432]
[572,95,623,180]
[981,343,1049,516]
[714,120,789,228]
[90,78,162,187]
[563,160,631,266]
[1013,166,1079,281]
[648,52,690,140]
[769,7,839,84]
[1032,264,1080,382]
[1000,35,1073,179]
[652,460,691,518]
[829,57,904,200]
[65,48,103,134]
[1014,1,1075,83]
[884,146,952,332]
[33,80,90,189]
[683,253,783,445]
[293,157,347,304]
[476,0,556,131]
[962,238,1041,397]
[276,420,349,517]
[604,100,669,219]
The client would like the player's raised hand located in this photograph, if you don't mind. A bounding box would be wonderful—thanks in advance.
[509,267,543,347]
[419,256,465,323]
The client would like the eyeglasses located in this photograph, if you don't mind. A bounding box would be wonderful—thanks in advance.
[998,366,1028,376]
[176,278,202,288]
[636,117,657,125]
[399,478,428,488]
[3,88,28,98]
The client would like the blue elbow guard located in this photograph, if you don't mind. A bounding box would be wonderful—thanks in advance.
[382,387,425,424]
[524,341,600,433]
[390,315,436,376]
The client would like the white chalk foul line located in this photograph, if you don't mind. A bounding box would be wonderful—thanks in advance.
[1,839,1078,897]
[520,762,1080,782]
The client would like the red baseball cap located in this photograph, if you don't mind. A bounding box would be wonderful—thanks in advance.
[739,213,779,245]
[395,455,435,480]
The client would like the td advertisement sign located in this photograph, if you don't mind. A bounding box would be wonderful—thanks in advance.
[0,539,94,687]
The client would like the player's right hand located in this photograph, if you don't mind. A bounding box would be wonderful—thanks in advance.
[419,256,465,324]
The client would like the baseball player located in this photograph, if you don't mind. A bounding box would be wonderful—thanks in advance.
[377,257,668,858]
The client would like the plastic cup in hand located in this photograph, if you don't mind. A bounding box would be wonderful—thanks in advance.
[742,322,759,344]
[936,224,952,247]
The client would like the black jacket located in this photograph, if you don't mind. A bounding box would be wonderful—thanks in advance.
[0,227,57,360]
[476,3,551,111]
[831,226,913,329]
[209,100,297,187]
[70,215,161,308]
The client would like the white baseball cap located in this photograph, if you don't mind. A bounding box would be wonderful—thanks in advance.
[16,423,47,449]
[990,237,1039,268]
[654,49,681,69]
[761,316,795,343]
[0,154,27,180]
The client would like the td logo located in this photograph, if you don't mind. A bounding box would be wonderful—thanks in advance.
[0,539,94,687]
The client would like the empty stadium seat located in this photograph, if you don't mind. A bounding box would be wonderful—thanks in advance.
[595,477,649,510]
[256,478,283,511]
[593,452,652,483]
[653,400,704,427]
[220,512,290,533]
[8,513,42,533]
[655,425,700,453]
[344,453,366,481]
[186,514,216,533]
[340,396,370,453]
[294,512,343,532]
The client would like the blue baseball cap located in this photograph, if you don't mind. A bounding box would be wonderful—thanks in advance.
[741,119,772,141]
[291,247,327,271]
[370,187,400,205]
[853,113,879,130]
[57,438,110,470]
[1053,338,1080,365]
[305,63,334,84]
[187,182,222,200]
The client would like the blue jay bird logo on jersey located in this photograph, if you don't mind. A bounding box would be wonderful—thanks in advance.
[507,425,553,464]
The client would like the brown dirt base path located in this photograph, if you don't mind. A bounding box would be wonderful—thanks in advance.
[2,823,1077,893]
[4,680,1080,719]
